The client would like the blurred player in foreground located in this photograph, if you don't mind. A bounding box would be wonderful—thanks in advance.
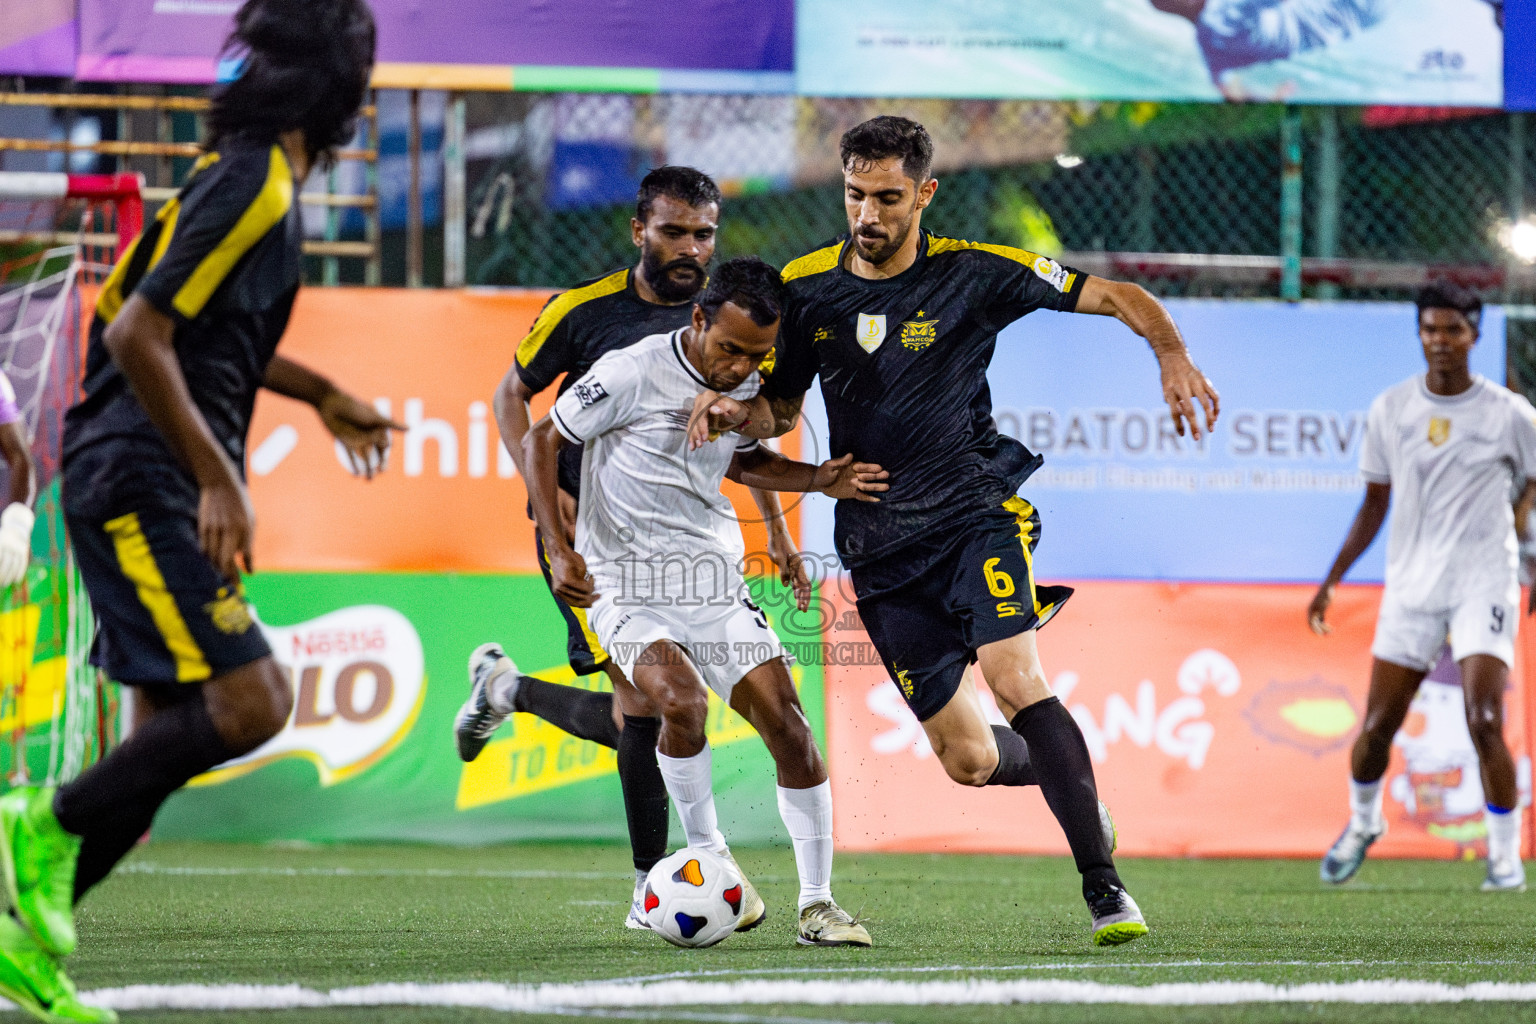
[525,258,886,946]
[696,116,1220,946]
[1310,283,1533,892]
[456,167,805,930]
[0,371,37,591]
[0,2,399,1020]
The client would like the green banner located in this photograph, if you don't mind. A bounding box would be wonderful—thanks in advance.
[153,572,825,847]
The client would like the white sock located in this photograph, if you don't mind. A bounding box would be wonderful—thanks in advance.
[1349,777,1384,832]
[777,780,834,909]
[487,666,521,714]
[656,745,727,854]
[1486,805,1522,862]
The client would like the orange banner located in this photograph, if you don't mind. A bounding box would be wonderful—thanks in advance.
[826,581,1533,860]
[247,288,796,572]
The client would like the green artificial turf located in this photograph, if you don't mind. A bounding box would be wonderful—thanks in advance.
[52,841,1536,1024]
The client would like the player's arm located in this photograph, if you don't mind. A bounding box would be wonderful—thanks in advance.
[1074,277,1220,440]
[0,400,35,587]
[727,447,887,500]
[103,294,251,579]
[523,415,594,607]
[1307,481,1391,635]
[496,292,571,479]
[492,366,539,481]
[263,355,403,479]
[744,485,810,608]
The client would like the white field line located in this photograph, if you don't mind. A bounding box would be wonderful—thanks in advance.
[31,978,1536,1013]
[119,863,625,880]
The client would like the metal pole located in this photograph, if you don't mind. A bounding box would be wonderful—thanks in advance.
[1134,147,1156,253]
[1280,105,1303,301]
[407,89,423,288]
[365,94,381,286]
[1314,106,1340,300]
[443,92,466,288]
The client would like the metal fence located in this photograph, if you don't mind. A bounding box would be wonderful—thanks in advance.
[461,95,1534,301]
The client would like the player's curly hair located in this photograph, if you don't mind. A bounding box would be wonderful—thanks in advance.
[697,257,785,327]
[636,166,723,223]
[840,115,934,184]
[206,0,376,168]
[1416,282,1482,328]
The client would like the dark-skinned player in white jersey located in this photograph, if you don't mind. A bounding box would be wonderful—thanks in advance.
[692,116,1220,946]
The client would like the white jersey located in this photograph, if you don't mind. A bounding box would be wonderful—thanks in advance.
[1359,374,1536,609]
[550,329,761,601]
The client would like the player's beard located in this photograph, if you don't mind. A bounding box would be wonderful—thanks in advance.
[852,214,914,266]
[641,249,708,304]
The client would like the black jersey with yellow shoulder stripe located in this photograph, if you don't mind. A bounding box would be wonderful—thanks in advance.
[765,231,1086,568]
[515,267,700,495]
[63,136,301,516]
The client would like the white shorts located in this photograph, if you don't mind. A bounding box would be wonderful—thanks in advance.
[1372,590,1519,672]
[587,590,786,703]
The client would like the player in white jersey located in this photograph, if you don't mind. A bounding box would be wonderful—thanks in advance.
[1309,283,1536,892]
[525,258,888,946]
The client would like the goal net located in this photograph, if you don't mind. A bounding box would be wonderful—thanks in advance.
[0,172,141,785]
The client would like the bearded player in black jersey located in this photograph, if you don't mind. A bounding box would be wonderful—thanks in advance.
[453,167,803,931]
[0,2,394,1019]
[695,116,1220,946]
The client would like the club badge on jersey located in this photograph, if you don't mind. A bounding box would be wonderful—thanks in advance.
[1427,417,1450,447]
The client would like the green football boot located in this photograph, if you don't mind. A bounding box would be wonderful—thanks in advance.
[0,788,80,956]
[0,915,115,1023]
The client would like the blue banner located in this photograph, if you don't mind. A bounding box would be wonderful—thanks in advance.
[799,300,1507,584]
[1508,0,1536,109]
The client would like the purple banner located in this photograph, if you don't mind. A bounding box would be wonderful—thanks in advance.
[77,0,793,83]
[0,0,77,77]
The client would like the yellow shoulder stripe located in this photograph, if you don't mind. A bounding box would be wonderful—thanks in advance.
[93,192,183,323]
[515,269,629,369]
[170,144,293,320]
[781,242,842,283]
[926,235,1078,292]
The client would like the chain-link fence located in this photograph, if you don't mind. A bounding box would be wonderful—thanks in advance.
[461,96,1535,296]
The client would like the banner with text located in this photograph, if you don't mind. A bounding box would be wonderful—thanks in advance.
[825,581,1534,859]
[797,0,1504,105]
[986,299,1504,583]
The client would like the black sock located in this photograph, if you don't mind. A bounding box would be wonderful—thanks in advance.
[985,726,1038,786]
[514,677,620,749]
[617,715,669,873]
[1010,698,1121,895]
[54,689,233,903]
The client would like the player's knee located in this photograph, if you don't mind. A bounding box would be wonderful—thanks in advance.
[655,682,709,736]
[938,744,996,787]
[206,659,293,755]
[1466,703,1506,750]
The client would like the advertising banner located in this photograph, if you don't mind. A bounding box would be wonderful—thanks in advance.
[247,287,797,574]
[0,0,76,76]
[797,0,1504,106]
[825,581,1533,859]
[914,299,1499,584]
[76,0,792,88]
[1508,0,1536,109]
[156,572,823,845]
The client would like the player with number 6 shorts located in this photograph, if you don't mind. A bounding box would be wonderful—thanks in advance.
[1310,282,1536,892]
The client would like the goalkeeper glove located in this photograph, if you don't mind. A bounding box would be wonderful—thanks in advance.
[0,503,33,588]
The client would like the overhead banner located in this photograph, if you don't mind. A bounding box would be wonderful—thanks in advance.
[804,299,1507,584]
[825,582,1534,859]
[0,0,76,76]
[76,0,792,90]
[797,0,1504,105]
[1508,0,1536,110]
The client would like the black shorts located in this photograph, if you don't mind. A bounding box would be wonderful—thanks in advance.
[533,526,610,676]
[852,496,1072,721]
[67,505,272,686]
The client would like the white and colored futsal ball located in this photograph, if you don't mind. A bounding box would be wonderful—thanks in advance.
[642,847,744,948]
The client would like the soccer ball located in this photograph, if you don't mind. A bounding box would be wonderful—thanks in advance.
[642,847,744,948]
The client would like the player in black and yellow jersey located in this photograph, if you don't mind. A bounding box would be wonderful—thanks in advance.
[695,117,1220,946]
[0,3,394,1019]
[455,167,802,931]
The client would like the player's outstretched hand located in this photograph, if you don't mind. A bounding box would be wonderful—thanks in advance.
[0,503,33,588]
[685,390,751,451]
[549,546,598,607]
[200,477,255,581]
[320,390,407,480]
[1307,584,1334,636]
[768,527,812,612]
[815,453,889,502]
[1159,351,1220,441]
